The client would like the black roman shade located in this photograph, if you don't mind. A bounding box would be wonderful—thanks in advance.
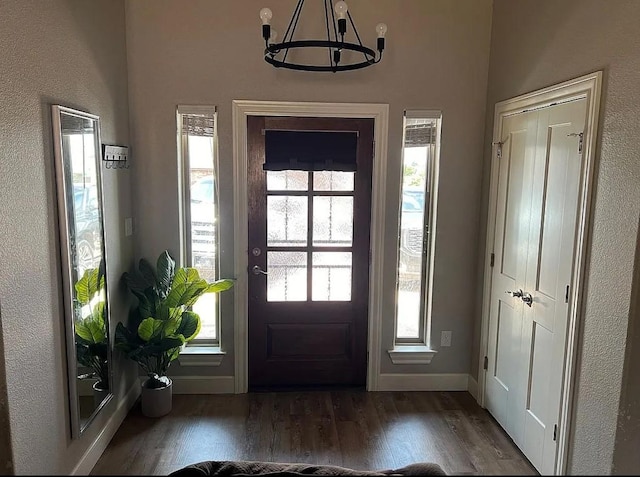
[264,130,358,171]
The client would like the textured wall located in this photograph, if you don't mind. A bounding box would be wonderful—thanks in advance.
[0,0,135,473]
[125,0,493,378]
[612,222,640,474]
[476,1,640,474]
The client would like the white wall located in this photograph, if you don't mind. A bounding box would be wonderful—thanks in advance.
[125,0,493,379]
[476,0,640,473]
[0,1,136,473]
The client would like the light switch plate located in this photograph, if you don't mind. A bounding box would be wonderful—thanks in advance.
[441,330,452,347]
[124,217,133,237]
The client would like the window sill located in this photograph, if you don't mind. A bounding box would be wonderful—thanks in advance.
[178,346,225,367]
[387,345,437,365]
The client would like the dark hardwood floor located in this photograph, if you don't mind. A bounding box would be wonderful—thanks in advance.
[91,391,537,475]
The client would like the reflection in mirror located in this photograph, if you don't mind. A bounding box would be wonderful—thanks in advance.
[52,105,112,437]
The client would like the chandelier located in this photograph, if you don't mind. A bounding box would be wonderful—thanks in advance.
[259,1,387,72]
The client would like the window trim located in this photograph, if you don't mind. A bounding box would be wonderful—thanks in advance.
[177,345,225,367]
[176,105,221,348]
[391,110,442,354]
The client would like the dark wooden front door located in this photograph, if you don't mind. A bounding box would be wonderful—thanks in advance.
[247,116,374,389]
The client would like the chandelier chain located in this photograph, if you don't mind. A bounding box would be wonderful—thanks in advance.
[322,0,335,68]
[347,11,368,62]
[283,0,303,44]
[283,0,305,63]
[329,0,339,42]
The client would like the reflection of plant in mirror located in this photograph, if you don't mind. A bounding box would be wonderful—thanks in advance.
[74,262,109,390]
[115,251,233,389]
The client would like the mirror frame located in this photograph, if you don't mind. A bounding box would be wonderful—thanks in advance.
[51,105,113,437]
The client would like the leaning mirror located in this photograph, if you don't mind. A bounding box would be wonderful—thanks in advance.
[52,105,112,437]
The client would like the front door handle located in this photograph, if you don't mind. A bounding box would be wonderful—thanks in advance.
[252,265,268,276]
[521,292,533,307]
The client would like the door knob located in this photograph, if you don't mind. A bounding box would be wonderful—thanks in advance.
[506,289,523,298]
[252,265,268,276]
[521,292,533,307]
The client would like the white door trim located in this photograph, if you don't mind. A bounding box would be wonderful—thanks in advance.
[232,100,389,393]
[478,71,602,474]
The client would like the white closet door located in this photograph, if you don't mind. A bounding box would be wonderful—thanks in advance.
[486,98,587,474]
[520,99,586,474]
[485,110,538,445]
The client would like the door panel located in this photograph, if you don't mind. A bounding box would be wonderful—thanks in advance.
[486,98,587,475]
[486,111,537,443]
[524,320,553,462]
[494,300,516,390]
[247,116,374,389]
[521,99,586,474]
[535,122,573,302]
[501,128,529,282]
[267,323,351,357]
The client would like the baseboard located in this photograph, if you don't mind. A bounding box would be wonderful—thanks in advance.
[134,374,473,395]
[376,373,470,391]
[467,375,479,402]
[71,381,140,475]
[166,375,235,394]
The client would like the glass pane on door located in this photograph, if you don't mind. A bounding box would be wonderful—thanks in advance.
[267,170,308,191]
[313,171,354,191]
[313,196,353,247]
[267,196,308,247]
[267,252,307,301]
[312,252,352,301]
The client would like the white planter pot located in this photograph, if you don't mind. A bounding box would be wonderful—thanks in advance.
[141,377,173,417]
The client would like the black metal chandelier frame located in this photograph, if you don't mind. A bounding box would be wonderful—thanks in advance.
[262,0,385,72]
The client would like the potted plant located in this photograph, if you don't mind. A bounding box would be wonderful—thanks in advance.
[74,264,110,406]
[115,250,233,417]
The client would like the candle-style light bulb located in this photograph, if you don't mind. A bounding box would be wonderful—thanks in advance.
[259,7,273,25]
[375,23,387,53]
[334,1,348,20]
[260,7,273,41]
[334,1,348,35]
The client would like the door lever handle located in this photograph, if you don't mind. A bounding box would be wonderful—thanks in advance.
[252,265,268,276]
[506,289,533,307]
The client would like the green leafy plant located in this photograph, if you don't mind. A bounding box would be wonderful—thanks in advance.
[74,264,109,390]
[115,250,233,389]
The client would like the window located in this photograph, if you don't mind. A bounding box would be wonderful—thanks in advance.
[177,106,219,344]
[394,111,441,345]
